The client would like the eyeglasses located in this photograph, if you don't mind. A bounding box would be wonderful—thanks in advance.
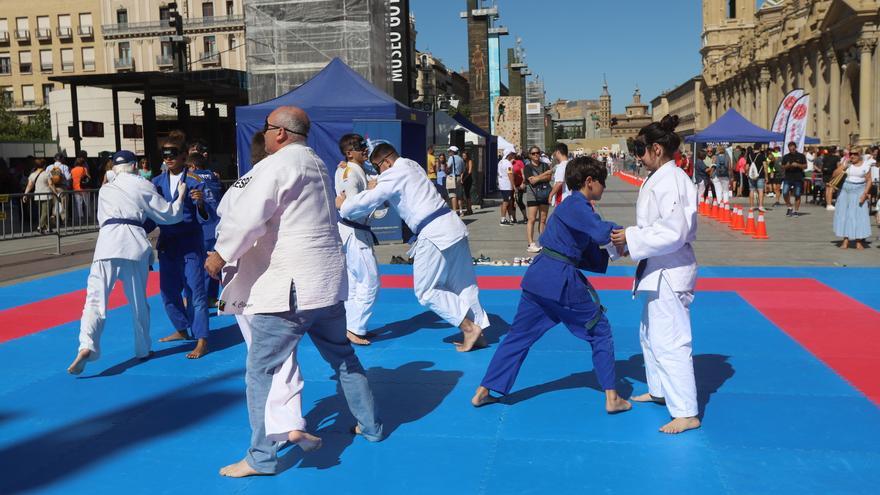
[529,151,541,156]
[373,153,394,168]
[263,119,308,138]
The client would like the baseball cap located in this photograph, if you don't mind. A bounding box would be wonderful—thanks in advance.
[112,150,138,165]
[448,145,459,153]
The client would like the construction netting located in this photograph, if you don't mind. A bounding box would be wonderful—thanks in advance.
[244,0,391,104]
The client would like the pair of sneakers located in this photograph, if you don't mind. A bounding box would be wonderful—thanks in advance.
[786,208,800,217]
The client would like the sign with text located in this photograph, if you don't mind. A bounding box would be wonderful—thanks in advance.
[387,0,412,105]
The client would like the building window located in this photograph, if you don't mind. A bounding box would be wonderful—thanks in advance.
[36,16,51,40]
[39,49,52,72]
[728,0,737,19]
[57,14,72,38]
[42,83,53,105]
[117,9,128,25]
[1,87,13,106]
[61,48,73,71]
[22,84,35,106]
[0,54,10,75]
[0,19,8,42]
[202,2,215,18]
[78,13,93,33]
[226,1,234,15]
[15,17,30,42]
[81,47,95,71]
[204,35,216,55]
[18,51,31,73]
[118,42,130,60]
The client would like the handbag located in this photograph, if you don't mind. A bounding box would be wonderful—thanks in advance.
[747,155,760,180]
[527,163,551,203]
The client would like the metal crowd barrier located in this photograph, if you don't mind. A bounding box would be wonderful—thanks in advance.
[0,189,101,254]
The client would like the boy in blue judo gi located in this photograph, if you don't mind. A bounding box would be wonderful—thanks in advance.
[186,152,222,303]
[472,156,631,413]
[150,131,215,359]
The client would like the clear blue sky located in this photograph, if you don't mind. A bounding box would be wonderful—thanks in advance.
[411,0,734,113]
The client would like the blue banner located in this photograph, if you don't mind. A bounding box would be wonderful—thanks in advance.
[488,35,501,133]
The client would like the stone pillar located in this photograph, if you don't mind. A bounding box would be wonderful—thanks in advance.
[802,47,814,137]
[759,67,770,128]
[828,46,841,146]
[710,91,718,122]
[857,38,876,145]
[816,49,828,143]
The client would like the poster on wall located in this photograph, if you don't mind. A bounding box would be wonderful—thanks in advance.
[494,96,521,152]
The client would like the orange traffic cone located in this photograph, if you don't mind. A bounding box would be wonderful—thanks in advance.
[720,202,731,223]
[698,197,706,216]
[731,207,744,231]
[743,210,756,235]
[752,213,769,239]
[711,199,720,219]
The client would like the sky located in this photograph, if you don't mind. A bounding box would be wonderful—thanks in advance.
[410,0,720,113]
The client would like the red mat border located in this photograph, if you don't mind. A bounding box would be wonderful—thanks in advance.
[1,273,877,404]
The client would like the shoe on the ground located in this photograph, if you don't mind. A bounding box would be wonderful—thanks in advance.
[786,208,793,217]
[827,205,835,211]
[499,218,509,226]
[792,211,799,217]
[527,243,541,253]
[758,207,766,212]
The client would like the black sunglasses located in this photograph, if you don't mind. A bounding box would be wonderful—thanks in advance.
[263,119,308,138]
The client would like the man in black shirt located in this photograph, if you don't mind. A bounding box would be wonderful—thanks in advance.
[782,142,807,216]
[822,147,842,210]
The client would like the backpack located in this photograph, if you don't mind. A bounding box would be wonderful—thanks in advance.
[715,153,729,177]
[49,167,64,186]
[747,154,760,180]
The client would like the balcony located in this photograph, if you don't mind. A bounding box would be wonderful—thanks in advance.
[62,62,75,72]
[0,31,9,43]
[15,30,31,42]
[82,61,95,71]
[200,52,220,66]
[36,28,52,41]
[57,27,73,39]
[40,63,53,72]
[156,54,174,67]
[101,14,243,39]
[114,57,133,70]
[78,25,94,38]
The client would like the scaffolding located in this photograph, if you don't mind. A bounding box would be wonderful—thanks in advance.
[526,76,545,150]
[244,0,390,104]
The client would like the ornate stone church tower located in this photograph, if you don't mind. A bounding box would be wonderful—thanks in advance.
[599,75,611,130]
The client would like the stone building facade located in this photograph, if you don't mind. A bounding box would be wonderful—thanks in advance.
[701,0,880,146]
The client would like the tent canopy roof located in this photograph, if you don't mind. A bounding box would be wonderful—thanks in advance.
[685,108,819,144]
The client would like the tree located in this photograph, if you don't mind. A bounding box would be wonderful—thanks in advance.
[0,102,52,141]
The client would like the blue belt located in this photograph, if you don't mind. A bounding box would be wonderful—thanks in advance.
[408,206,452,244]
[102,218,145,230]
[339,217,379,244]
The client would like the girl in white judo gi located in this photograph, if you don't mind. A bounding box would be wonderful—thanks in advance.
[335,134,380,346]
[68,151,187,375]
[611,115,701,434]
[337,143,489,352]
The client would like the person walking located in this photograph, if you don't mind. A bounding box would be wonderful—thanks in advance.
[523,146,552,253]
[747,145,768,212]
[781,141,807,217]
[832,149,872,249]
[460,150,475,216]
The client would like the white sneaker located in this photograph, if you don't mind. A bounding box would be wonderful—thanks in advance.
[527,243,541,253]
[826,205,835,211]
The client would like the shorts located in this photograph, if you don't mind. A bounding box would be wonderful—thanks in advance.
[500,189,513,202]
[527,200,549,207]
[748,178,766,191]
[782,180,803,198]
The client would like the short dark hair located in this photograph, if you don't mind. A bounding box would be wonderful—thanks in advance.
[338,133,366,157]
[788,141,796,148]
[186,152,207,169]
[565,156,606,192]
[554,142,568,157]
[189,138,208,153]
[369,142,399,163]
[54,152,66,162]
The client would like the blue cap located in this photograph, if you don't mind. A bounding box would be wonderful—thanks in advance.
[112,150,138,165]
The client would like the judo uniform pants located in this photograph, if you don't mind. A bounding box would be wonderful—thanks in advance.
[245,290,383,474]
[411,236,489,329]
[342,233,379,336]
[639,277,698,418]
[78,253,152,361]
[482,290,616,394]
[236,314,305,442]
[712,177,730,205]
[158,236,209,340]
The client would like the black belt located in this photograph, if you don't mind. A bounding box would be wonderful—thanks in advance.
[339,217,379,244]
[408,206,452,244]
[101,218,144,230]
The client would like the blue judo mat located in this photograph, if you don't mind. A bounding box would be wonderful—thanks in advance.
[0,266,878,494]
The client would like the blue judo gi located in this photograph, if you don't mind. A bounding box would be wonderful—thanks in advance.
[151,170,215,340]
[188,168,222,300]
[481,191,620,395]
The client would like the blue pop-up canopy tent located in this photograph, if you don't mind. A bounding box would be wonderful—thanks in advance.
[686,108,819,144]
[235,58,427,176]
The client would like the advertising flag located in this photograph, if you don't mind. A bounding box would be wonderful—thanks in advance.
[771,89,804,147]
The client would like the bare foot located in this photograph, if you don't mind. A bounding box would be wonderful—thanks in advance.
[186,339,208,359]
[454,319,487,352]
[347,331,371,346]
[631,393,666,404]
[604,390,632,414]
[471,386,500,407]
[159,330,189,343]
[218,459,267,478]
[67,349,91,375]
[659,417,701,434]
[288,430,322,452]
[840,239,850,249]
[856,242,865,250]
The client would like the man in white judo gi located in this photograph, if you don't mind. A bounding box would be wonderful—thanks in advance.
[335,133,380,346]
[336,142,489,352]
[205,106,382,478]
[67,151,186,375]
[611,115,700,434]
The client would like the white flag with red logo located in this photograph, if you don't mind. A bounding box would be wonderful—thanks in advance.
[783,94,810,153]
[771,89,804,148]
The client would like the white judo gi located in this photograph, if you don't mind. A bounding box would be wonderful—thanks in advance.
[339,157,489,330]
[624,160,699,419]
[334,161,379,336]
[215,156,306,439]
[78,172,185,362]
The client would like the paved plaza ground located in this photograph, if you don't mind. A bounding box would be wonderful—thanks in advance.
[0,175,878,494]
